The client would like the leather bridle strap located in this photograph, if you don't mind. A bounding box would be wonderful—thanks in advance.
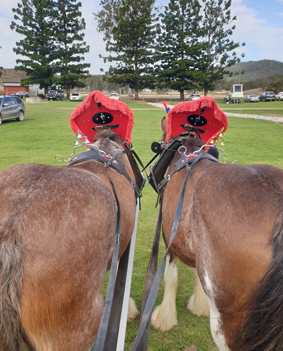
[132,166,190,351]
[92,168,123,351]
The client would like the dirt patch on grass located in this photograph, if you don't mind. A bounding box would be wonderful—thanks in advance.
[184,346,197,351]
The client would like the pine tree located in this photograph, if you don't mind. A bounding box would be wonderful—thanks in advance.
[53,0,90,98]
[199,0,245,95]
[10,0,56,93]
[94,0,121,52]
[154,0,204,101]
[95,0,158,100]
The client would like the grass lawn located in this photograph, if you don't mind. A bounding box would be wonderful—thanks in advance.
[1,99,283,351]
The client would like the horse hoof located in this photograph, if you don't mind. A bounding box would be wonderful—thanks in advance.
[151,305,177,331]
[127,297,139,321]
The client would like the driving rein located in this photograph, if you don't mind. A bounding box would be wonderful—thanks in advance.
[69,146,142,351]
[132,139,220,351]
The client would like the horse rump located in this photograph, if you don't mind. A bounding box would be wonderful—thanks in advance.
[233,213,283,351]
[0,224,33,351]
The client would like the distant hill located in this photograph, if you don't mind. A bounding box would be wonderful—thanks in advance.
[225,60,283,82]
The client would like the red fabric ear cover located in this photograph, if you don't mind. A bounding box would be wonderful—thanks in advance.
[166,96,228,144]
[69,91,134,144]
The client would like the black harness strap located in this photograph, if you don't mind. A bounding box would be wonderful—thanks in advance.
[103,234,131,350]
[132,160,190,351]
[92,168,122,351]
[158,152,220,191]
[136,203,162,351]
[133,151,220,351]
[68,148,142,198]
[69,146,141,350]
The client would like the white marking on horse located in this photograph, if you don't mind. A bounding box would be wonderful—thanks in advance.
[203,270,230,351]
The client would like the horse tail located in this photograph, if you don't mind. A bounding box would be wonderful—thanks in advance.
[0,225,33,351]
[233,214,283,351]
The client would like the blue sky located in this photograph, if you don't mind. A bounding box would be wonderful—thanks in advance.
[1,0,283,75]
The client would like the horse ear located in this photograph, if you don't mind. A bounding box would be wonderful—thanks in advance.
[161,117,167,133]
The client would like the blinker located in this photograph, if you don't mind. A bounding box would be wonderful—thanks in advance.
[187,114,207,127]
[151,142,162,153]
[92,112,114,125]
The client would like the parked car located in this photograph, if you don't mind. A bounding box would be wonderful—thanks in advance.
[70,92,82,101]
[10,91,30,99]
[276,92,283,101]
[109,93,120,100]
[0,95,25,125]
[259,91,276,102]
[244,94,259,103]
[188,94,201,101]
[46,91,64,101]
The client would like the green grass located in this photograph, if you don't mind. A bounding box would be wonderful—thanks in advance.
[1,100,283,351]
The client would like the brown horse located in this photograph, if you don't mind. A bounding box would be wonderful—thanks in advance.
[151,117,283,350]
[0,130,139,351]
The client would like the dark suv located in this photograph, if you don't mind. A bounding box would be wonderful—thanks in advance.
[46,91,64,101]
[259,91,276,102]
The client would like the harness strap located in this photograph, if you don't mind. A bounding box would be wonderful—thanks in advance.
[92,168,122,351]
[136,203,162,351]
[158,152,220,191]
[132,166,190,351]
[68,148,142,198]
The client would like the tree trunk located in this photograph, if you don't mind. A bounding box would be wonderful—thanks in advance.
[204,88,208,96]
[135,90,139,100]
[180,90,185,101]
[66,86,71,100]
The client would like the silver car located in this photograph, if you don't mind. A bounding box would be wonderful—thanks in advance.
[188,94,201,101]
[0,95,25,125]
[244,94,259,103]
[70,92,82,101]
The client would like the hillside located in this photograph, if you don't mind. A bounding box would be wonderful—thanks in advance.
[225,60,283,82]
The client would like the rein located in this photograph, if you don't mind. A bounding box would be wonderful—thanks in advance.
[68,143,142,351]
[132,146,220,351]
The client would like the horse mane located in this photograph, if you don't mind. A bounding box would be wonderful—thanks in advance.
[93,129,141,189]
[233,213,283,350]
[93,129,123,145]
[171,135,205,164]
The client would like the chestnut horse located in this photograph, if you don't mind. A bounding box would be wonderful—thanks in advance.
[0,130,139,351]
[151,118,283,350]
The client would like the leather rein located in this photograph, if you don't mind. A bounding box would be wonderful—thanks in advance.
[132,137,220,351]
[69,144,143,351]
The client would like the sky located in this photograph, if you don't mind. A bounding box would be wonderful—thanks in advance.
[0,0,283,75]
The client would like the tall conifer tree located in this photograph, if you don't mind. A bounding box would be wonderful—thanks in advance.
[53,0,90,98]
[10,0,56,92]
[95,0,157,100]
[199,0,245,95]
[154,0,204,101]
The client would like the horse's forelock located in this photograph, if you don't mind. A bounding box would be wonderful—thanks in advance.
[93,129,123,145]
[182,135,205,152]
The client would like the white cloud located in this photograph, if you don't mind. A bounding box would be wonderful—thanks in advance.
[231,0,283,62]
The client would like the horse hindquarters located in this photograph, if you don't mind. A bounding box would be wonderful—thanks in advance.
[0,164,118,351]
[232,214,283,351]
